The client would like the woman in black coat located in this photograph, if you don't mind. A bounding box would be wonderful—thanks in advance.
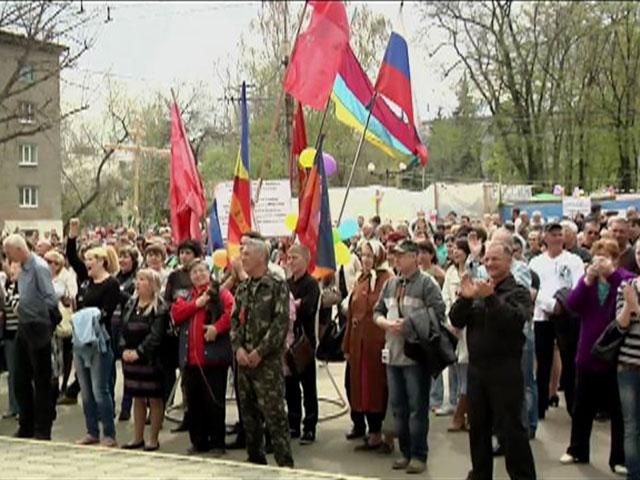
[120,268,168,451]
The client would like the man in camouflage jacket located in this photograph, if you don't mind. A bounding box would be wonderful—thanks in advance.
[230,239,294,467]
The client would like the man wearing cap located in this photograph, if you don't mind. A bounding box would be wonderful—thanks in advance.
[374,240,446,474]
[529,222,584,420]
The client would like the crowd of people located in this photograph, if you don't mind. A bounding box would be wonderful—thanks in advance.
[1,203,640,479]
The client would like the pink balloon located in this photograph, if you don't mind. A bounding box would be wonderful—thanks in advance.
[323,152,337,177]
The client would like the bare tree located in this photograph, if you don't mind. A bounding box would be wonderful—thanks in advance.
[61,83,131,228]
[0,1,95,145]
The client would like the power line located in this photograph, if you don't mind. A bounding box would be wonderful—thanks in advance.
[108,2,254,22]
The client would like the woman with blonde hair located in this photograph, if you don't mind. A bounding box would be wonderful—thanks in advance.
[120,269,168,451]
[43,250,77,398]
[64,218,121,446]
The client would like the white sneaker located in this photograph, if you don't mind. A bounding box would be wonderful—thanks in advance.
[612,465,628,476]
[434,405,454,416]
[559,453,576,465]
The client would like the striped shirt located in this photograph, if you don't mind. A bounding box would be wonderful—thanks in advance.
[616,280,640,368]
[3,282,19,335]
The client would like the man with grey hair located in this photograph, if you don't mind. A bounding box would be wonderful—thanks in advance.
[231,238,294,467]
[610,216,639,274]
[450,241,536,480]
[561,220,591,263]
[3,234,58,440]
[531,211,545,229]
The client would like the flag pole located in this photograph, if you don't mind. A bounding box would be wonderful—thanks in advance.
[254,0,309,205]
[337,93,377,224]
[314,99,331,149]
[298,99,331,199]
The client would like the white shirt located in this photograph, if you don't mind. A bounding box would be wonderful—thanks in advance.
[529,250,584,322]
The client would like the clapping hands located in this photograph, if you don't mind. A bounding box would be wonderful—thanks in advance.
[459,272,494,299]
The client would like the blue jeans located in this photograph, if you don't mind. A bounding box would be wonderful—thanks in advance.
[74,347,115,439]
[454,363,468,396]
[3,337,19,415]
[521,324,538,435]
[430,365,458,408]
[387,364,431,462]
[618,367,640,480]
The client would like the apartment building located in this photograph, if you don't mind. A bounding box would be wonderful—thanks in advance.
[0,30,65,237]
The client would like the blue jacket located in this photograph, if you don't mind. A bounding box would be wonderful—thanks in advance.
[72,307,110,366]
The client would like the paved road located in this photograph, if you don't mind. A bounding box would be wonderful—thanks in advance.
[0,363,621,479]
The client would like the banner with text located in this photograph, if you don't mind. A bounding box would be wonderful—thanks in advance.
[562,197,591,218]
[215,180,293,238]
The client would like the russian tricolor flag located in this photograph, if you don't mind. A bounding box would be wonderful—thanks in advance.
[374,32,415,129]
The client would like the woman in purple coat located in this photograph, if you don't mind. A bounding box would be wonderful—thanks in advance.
[560,239,633,475]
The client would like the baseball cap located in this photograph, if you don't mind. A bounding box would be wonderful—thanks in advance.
[544,221,563,232]
[393,239,419,254]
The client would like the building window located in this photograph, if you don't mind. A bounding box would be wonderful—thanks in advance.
[19,143,38,166]
[19,64,35,83]
[19,186,38,208]
[18,101,35,124]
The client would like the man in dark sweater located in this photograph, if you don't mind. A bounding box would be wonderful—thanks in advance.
[450,241,536,480]
[285,244,320,444]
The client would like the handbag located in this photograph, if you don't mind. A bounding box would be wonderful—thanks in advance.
[591,320,627,366]
[316,314,345,363]
[55,303,74,338]
[287,333,315,375]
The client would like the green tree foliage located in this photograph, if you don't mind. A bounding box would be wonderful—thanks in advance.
[421,1,640,191]
[426,74,486,181]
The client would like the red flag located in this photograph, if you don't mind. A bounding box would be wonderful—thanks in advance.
[295,137,336,277]
[169,102,206,244]
[284,1,349,111]
[290,102,308,197]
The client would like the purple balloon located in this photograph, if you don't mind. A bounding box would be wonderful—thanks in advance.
[323,152,337,177]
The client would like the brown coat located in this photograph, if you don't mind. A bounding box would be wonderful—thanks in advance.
[342,269,392,413]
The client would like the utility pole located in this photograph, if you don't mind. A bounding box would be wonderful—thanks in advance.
[103,141,170,230]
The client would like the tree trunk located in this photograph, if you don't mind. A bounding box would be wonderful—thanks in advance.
[578,129,586,189]
[618,127,632,191]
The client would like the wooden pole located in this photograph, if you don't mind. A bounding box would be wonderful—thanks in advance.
[133,144,140,231]
[337,93,377,224]
[297,100,331,201]
[254,1,309,205]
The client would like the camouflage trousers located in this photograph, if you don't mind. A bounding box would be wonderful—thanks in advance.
[237,359,294,467]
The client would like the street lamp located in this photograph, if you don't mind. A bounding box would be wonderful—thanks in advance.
[367,162,376,173]
[398,162,407,172]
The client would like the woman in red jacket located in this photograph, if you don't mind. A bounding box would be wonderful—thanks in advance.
[171,259,234,455]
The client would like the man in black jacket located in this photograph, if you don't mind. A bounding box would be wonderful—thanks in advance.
[286,244,320,444]
[450,241,536,480]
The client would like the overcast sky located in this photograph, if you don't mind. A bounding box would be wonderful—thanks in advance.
[63,1,459,125]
